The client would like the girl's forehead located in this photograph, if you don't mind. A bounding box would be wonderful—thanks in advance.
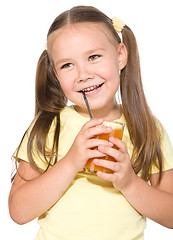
[47,22,117,52]
[48,22,106,38]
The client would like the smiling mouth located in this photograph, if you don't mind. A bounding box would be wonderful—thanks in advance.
[79,83,104,93]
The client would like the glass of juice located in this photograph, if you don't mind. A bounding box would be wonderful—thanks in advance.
[84,121,125,174]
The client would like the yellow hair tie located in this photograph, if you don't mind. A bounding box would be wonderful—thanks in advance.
[112,17,125,33]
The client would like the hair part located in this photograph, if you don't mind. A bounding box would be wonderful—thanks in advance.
[14,5,163,183]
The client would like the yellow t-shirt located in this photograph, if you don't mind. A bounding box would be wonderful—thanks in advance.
[13,106,173,240]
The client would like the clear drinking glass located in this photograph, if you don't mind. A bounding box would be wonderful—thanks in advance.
[84,121,125,174]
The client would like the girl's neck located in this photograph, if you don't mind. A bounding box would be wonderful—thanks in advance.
[74,102,122,121]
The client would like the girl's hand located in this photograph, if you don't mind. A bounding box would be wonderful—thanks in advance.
[65,119,113,173]
[93,137,137,192]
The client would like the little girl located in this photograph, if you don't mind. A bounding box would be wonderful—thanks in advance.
[9,6,173,240]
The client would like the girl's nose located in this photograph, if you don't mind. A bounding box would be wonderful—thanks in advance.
[77,65,94,82]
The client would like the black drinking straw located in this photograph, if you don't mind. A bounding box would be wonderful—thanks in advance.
[82,91,93,119]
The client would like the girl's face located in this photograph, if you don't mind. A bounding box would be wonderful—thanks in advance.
[48,22,127,118]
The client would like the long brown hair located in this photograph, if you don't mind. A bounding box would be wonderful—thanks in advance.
[14,5,163,182]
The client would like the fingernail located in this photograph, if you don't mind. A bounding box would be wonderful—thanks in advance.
[94,159,99,163]
[108,142,114,147]
[97,171,102,176]
[106,127,112,131]
[99,145,105,150]
[109,137,116,141]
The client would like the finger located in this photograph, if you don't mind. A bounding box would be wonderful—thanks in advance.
[93,159,120,172]
[85,124,112,139]
[88,149,107,159]
[98,145,123,162]
[96,171,117,182]
[109,137,128,153]
[81,118,104,131]
[86,139,113,149]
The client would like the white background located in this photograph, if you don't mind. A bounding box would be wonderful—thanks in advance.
[1,0,173,239]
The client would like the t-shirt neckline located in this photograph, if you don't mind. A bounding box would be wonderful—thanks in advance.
[68,105,125,123]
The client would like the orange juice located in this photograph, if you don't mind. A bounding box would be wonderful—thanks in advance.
[85,121,124,173]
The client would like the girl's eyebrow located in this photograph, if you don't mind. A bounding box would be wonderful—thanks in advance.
[85,47,105,55]
[55,47,105,66]
[55,58,72,67]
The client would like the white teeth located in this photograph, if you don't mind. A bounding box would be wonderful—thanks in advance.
[83,84,100,92]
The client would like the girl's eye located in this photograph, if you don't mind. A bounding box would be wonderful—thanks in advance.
[89,55,101,61]
[61,63,73,69]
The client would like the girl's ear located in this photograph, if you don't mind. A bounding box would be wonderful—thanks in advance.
[118,43,128,70]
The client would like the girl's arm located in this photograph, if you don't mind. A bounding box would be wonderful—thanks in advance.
[94,137,173,228]
[9,158,78,225]
[122,169,173,228]
[9,118,111,225]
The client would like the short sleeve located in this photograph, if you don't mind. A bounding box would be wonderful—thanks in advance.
[149,125,173,174]
[12,117,57,171]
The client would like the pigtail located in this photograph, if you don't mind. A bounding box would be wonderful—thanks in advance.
[14,50,67,174]
[27,50,67,172]
[120,26,163,181]
[35,50,67,115]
